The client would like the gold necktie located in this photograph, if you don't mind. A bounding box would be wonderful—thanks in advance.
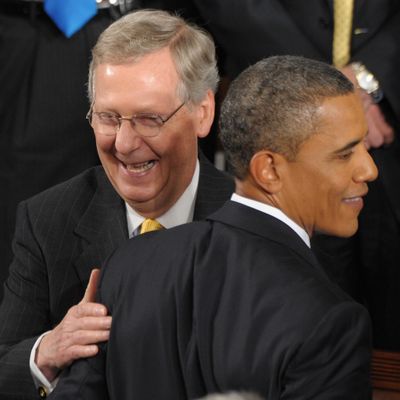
[332,0,354,67]
[140,219,164,234]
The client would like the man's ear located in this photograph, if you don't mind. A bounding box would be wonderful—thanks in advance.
[249,150,286,194]
[195,89,215,139]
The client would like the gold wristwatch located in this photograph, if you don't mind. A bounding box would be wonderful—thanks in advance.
[351,62,383,103]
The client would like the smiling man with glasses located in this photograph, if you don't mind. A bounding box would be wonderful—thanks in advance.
[0,10,234,399]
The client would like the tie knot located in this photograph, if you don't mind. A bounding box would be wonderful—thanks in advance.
[140,219,164,234]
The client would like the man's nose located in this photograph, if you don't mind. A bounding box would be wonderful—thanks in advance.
[114,120,143,153]
[356,148,378,183]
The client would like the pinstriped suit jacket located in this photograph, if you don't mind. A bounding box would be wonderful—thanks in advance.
[0,156,234,399]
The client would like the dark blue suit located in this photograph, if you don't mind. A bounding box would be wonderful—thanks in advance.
[146,0,400,350]
[51,201,372,400]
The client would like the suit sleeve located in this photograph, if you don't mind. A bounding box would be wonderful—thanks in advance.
[0,201,53,399]
[281,302,372,400]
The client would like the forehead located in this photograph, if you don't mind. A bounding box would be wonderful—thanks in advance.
[93,48,180,107]
[297,93,367,157]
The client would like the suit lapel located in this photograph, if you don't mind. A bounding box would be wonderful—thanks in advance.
[70,158,233,286]
[73,169,128,286]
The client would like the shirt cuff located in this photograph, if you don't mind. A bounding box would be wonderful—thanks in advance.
[29,332,60,395]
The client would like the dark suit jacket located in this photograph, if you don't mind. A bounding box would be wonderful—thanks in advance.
[51,201,372,400]
[0,157,234,399]
[149,0,400,350]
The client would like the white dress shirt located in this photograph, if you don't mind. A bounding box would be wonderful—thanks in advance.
[126,160,200,236]
[231,193,310,248]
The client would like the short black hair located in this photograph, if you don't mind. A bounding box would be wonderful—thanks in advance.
[219,55,354,179]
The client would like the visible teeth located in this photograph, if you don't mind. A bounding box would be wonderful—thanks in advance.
[126,160,155,172]
[344,197,360,202]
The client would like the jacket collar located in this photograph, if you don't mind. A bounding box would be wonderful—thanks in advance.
[194,152,234,221]
[73,168,128,285]
[208,200,326,278]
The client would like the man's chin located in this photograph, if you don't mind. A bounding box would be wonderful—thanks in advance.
[314,222,358,239]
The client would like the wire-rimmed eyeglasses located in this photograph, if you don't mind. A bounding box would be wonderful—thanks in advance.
[86,102,185,138]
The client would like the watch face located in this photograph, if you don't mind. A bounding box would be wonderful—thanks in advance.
[357,70,379,93]
[352,63,383,103]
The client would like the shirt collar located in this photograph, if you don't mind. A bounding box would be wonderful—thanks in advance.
[126,160,200,237]
[231,193,311,248]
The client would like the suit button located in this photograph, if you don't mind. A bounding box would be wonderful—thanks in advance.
[38,386,47,398]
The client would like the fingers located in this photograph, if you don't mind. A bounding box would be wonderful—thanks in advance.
[56,326,111,349]
[62,310,112,332]
[73,301,108,318]
[62,343,100,361]
[365,104,394,148]
[37,328,109,375]
[368,104,394,145]
[35,299,111,379]
[365,111,384,148]
[81,268,101,303]
[35,268,111,380]
[51,322,111,367]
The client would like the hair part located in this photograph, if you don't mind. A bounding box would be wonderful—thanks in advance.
[219,55,354,179]
[88,9,219,105]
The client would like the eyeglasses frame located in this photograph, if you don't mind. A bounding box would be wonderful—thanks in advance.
[86,102,186,137]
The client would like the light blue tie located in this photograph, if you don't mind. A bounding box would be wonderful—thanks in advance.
[44,0,97,38]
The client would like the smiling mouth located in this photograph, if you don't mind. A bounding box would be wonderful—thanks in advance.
[125,160,157,173]
[343,190,368,202]
[343,196,362,203]
[342,191,368,207]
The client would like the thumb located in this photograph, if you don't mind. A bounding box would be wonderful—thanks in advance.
[81,268,101,303]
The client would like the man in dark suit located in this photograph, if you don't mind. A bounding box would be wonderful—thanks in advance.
[148,0,400,351]
[51,56,377,399]
[0,10,234,399]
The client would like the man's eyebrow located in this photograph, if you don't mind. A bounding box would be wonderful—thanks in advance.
[332,138,363,154]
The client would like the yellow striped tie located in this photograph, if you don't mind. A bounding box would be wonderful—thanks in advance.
[140,219,164,234]
[332,0,354,67]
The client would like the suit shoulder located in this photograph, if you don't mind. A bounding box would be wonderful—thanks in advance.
[100,221,212,297]
[108,220,212,270]
[16,166,118,236]
[25,166,106,205]
[20,166,117,217]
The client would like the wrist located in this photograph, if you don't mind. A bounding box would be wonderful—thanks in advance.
[35,336,61,382]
